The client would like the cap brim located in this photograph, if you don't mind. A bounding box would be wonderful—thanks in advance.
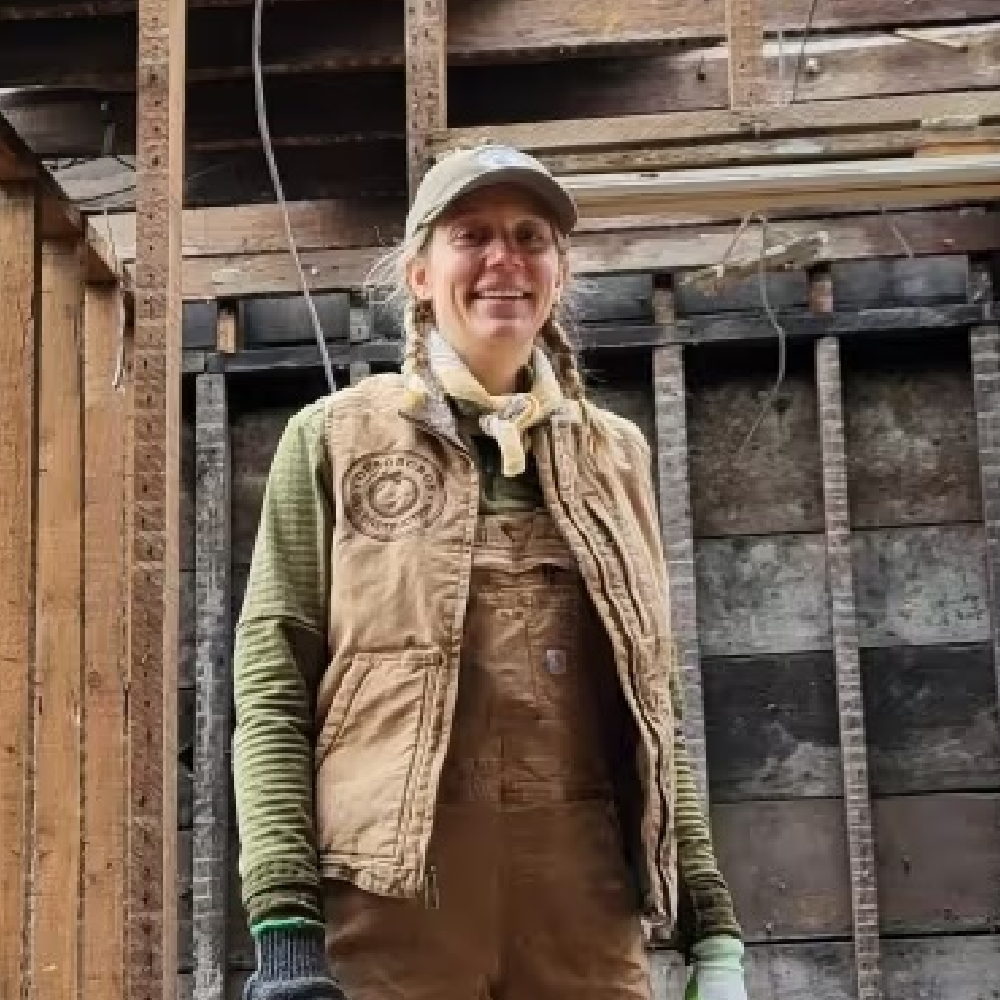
[420,166,578,236]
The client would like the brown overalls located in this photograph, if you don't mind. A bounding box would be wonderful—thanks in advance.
[323,509,653,999]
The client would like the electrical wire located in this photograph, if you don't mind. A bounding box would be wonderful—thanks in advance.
[790,0,822,103]
[252,0,336,392]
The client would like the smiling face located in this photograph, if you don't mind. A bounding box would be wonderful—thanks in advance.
[405,183,567,394]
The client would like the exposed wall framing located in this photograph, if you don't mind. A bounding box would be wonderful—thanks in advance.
[0,123,132,1000]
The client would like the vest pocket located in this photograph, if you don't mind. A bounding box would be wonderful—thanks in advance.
[315,646,440,862]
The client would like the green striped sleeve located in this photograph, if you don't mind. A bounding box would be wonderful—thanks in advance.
[232,398,333,927]
[670,667,743,945]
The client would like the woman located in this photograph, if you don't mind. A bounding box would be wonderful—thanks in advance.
[233,143,747,1000]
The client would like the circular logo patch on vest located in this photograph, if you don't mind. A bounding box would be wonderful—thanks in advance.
[343,450,446,541]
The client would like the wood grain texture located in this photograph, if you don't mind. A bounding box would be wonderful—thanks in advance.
[861,644,1000,796]
[82,283,128,1000]
[726,0,765,108]
[875,792,1000,934]
[33,239,85,1000]
[711,797,852,941]
[0,185,38,1000]
[193,374,231,1000]
[842,337,981,528]
[687,345,824,538]
[702,652,841,802]
[816,336,881,1000]
[174,208,1000,298]
[131,0,185,996]
[695,533,831,656]
[404,0,446,195]
[853,523,990,647]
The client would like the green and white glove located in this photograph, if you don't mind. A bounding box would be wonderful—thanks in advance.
[684,935,748,1000]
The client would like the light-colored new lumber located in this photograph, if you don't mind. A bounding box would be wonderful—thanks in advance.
[33,238,86,1000]
[82,283,129,1000]
[0,181,39,1000]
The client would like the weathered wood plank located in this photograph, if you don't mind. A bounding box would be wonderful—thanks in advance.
[726,0,765,109]
[230,406,300,568]
[702,653,841,802]
[697,524,992,656]
[177,830,253,972]
[843,337,982,528]
[862,644,1000,796]
[711,797,852,941]
[875,792,1000,934]
[831,255,969,310]
[657,936,1000,1000]
[970,322,1000,739]
[687,345,823,537]
[175,208,1000,298]
[131,0,185,996]
[816,335,882,1000]
[82,282,129,1000]
[0,183,38,1000]
[436,92,1000,159]
[33,239,85,1000]
[405,0,446,195]
[695,533,831,656]
[854,523,990,647]
[193,374,231,1000]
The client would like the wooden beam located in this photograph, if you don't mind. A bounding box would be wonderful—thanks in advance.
[405,0,447,196]
[165,208,1000,298]
[726,0,766,109]
[0,110,127,285]
[193,374,231,1000]
[82,282,130,1000]
[815,335,882,1000]
[33,238,86,1000]
[0,182,39,1000]
[131,1,185,999]
[560,154,1000,220]
[433,91,1000,160]
[969,301,1000,738]
[651,285,708,804]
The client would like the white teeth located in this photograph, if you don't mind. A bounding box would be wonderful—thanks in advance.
[477,291,527,299]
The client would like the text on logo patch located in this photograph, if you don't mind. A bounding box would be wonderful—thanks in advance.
[343,450,446,541]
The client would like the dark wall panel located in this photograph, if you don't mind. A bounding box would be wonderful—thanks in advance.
[702,652,842,802]
[862,644,1000,795]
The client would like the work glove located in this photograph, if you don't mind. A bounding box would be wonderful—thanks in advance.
[243,921,349,1000]
[683,935,748,1000]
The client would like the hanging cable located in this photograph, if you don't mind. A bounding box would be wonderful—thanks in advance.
[252,0,336,392]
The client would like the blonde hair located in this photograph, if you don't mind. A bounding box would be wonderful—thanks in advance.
[363,221,594,403]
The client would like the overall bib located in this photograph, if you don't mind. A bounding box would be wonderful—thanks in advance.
[324,509,652,999]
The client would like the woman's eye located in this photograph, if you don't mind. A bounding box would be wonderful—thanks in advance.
[452,226,487,245]
[515,226,551,250]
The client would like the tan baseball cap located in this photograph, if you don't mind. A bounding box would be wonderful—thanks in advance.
[405,144,578,240]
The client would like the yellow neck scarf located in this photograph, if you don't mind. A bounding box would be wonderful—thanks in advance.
[426,329,564,477]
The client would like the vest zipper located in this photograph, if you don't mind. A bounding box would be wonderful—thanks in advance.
[545,437,672,916]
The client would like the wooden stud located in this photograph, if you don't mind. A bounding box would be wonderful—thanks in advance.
[651,280,709,805]
[215,301,240,355]
[725,0,766,109]
[132,0,185,997]
[969,259,1000,729]
[82,282,129,1000]
[0,181,39,1000]
[33,238,86,1000]
[815,336,883,1000]
[193,373,231,1000]
[404,0,447,197]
